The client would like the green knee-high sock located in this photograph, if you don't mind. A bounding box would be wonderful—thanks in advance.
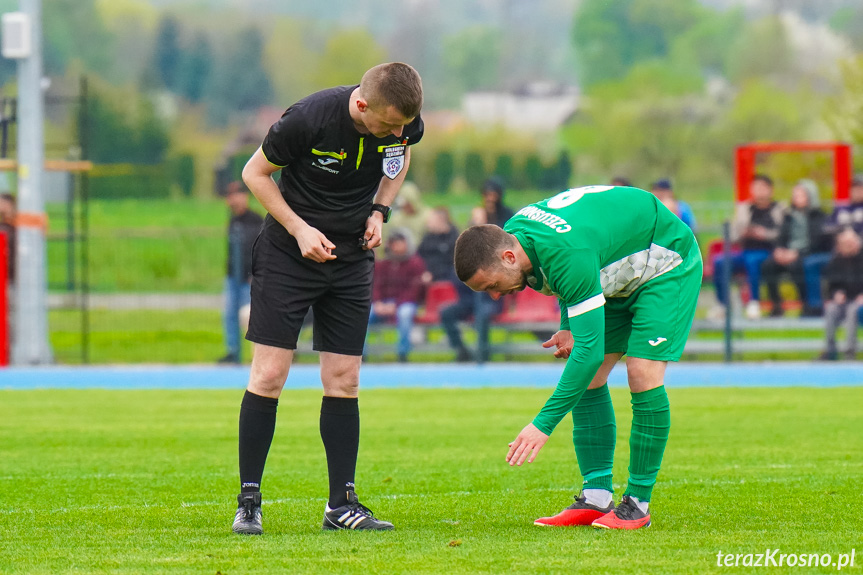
[625,385,670,502]
[571,383,616,493]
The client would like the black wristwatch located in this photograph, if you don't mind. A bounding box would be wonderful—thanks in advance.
[370,203,392,223]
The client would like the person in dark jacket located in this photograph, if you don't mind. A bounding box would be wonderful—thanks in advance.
[824,174,863,238]
[469,176,514,227]
[761,179,831,317]
[819,227,863,360]
[220,182,264,364]
[366,228,427,362]
[417,206,459,283]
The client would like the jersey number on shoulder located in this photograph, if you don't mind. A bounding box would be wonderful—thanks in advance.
[547,186,614,209]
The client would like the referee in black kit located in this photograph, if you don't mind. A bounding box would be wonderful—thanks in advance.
[231,63,424,534]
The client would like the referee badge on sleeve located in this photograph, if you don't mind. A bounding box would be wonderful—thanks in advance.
[380,144,406,180]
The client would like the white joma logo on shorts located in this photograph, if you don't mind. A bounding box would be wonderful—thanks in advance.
[649,337,667,346]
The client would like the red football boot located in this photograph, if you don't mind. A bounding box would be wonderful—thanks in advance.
[534,493,614,527]
[592,495,651,530]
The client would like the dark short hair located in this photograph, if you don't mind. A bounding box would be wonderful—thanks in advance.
[453,224,513,282]
[360,62,423,119]
[226,181,248,195]
[752,174,773,187]
[0,193,14,204]
[481,176,505,198]
[651,178,672,191]
[610,176,631,187]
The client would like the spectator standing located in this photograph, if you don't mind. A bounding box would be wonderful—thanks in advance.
[367,229,426,362]
[761,179,830,317]
[819,227,863,360]
[0,193,15,283]
[712,174,785,319]
[442,177,513,363]
[219,182,264,364]
[417,207,459,283]
[470,177,514,227]
[650,179,697,231]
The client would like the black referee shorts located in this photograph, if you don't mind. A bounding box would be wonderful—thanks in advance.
[246,232,374,355]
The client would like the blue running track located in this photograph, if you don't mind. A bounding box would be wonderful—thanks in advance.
[0,362,860,390]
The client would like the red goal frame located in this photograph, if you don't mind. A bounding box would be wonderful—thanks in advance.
[734,141,852,203]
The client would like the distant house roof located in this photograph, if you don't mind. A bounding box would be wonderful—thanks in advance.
[462,83,580,131]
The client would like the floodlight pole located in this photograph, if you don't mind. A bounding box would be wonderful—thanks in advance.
[11,0,51,365]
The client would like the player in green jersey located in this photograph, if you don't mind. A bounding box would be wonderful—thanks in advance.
[453,185,702,530]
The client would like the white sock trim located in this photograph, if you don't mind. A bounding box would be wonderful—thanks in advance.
[583,488,613,508]
[630,496,649,514]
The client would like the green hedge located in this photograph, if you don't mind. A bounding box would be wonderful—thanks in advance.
[89,164,171,200]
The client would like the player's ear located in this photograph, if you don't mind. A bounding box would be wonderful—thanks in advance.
[501,249,516,265]
[357,98,369,112]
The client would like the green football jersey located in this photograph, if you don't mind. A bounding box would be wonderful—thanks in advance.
[502,185,698,434]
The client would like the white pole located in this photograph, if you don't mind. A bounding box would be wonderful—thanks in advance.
[11,0,51,365]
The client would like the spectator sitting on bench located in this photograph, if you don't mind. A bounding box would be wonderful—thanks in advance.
[712,174,785,320]
[387,181,429,251]
[366,229,427,363]
[761,179,831,318]
[819,227,863,360]
[417,206,459,283]
[824,174,863,238]
[441,177,512,363]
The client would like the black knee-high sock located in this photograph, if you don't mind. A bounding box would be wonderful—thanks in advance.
[238,390,279,493]
[320,396,359,508]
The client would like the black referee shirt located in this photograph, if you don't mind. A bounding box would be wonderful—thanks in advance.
[260,85,424,248]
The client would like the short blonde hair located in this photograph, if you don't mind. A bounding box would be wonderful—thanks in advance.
[360,62,423,119]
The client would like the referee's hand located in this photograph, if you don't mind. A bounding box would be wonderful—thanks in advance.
[295,225,337,263]
[506,422,549,466]
[363,212,384,250]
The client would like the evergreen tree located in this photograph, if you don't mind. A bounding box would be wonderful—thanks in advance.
[180,32,212,103]
[464,152,486,190]
[152,16,183,91]
[207,25,273,123]
[434,152,456,193]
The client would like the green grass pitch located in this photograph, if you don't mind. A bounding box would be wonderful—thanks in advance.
[1,387,860,574]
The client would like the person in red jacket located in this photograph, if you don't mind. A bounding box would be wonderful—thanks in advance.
[367,229,427,362]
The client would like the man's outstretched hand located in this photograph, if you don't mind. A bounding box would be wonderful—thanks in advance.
[506,422,549,466]
[542,330,573,359]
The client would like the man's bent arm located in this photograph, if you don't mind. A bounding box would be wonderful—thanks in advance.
[242,147,308,237]
[532,306,605,435]
[558,299,570,332]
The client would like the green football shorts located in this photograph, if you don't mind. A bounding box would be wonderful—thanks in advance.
[603,242,703,362]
